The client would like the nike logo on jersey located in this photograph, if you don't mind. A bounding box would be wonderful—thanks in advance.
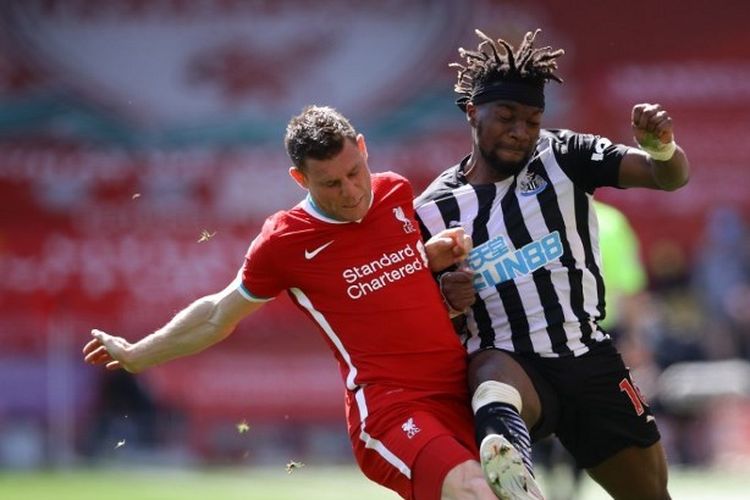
[305,240,334,260]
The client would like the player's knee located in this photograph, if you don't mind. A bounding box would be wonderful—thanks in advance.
[462,475,497,500]
[625,480,668,500]
[624,485,670,500]
[468,349,520,387]
[638,472,670,500]
[441,460,495,500]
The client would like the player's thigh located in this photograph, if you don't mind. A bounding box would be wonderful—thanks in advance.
[351,400,477,500]
[555,343,660,468]
[468,348,543,426]
[586,442,670,500]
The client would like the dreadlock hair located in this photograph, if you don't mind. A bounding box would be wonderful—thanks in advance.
[285,105,357,169]
[451,29,564,111]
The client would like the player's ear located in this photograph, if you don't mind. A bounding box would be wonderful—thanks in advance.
[289,166,308,189]
[356,133,368,161]
[466,102,478,128]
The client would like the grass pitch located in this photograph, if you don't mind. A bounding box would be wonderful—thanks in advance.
[1,465,749,499]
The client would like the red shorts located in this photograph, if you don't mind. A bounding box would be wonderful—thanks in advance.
[346,386,478,500]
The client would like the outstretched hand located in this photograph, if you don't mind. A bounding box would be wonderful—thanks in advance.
[82,329,135,373]
[632,103,674,150]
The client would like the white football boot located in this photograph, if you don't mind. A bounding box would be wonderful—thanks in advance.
[480,434,545,500]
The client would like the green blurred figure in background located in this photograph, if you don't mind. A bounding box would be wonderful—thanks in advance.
[596,200,648,338]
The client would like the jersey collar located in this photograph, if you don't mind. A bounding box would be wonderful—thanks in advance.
[300,193,373,224]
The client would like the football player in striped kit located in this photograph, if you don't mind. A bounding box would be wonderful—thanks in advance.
[415,29,689,500]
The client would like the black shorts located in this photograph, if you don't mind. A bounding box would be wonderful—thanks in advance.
[503,340,660,469]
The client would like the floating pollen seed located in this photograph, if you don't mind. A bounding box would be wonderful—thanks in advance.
[286,460,305,474]
[132,193,141,199]
[197,230,217,243]
[236,420,250,434]
[115,439,126,449]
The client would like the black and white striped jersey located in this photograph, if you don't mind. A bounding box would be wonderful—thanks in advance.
[414,128,631,358]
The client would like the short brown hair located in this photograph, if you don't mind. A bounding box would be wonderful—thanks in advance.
[284,105,357,169]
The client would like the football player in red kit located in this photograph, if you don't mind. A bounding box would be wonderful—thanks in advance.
[83,105,504,500]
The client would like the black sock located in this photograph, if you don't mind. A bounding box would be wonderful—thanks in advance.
[475,402,534,475]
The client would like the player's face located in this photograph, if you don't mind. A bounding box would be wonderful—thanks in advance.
[471,100,543,179]
[292,134,373,222]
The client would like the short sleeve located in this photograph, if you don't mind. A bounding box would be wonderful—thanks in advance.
[238,217,284,302]
[550,129,630,193]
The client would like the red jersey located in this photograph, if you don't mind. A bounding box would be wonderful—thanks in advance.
[240,172,467,398]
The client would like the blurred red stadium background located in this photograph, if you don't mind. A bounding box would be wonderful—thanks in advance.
[1,0,749,464]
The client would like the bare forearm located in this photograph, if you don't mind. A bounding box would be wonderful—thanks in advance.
[85,279,263,374]
[619,147,690,191]
[652,146,689,191]
[127,295,234,372]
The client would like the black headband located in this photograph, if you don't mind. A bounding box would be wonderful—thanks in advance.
[456,80,545,111]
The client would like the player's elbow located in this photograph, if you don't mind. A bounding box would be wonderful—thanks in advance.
[212,321,238,343]
[205,309,239,343]
[658,175,688,191]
